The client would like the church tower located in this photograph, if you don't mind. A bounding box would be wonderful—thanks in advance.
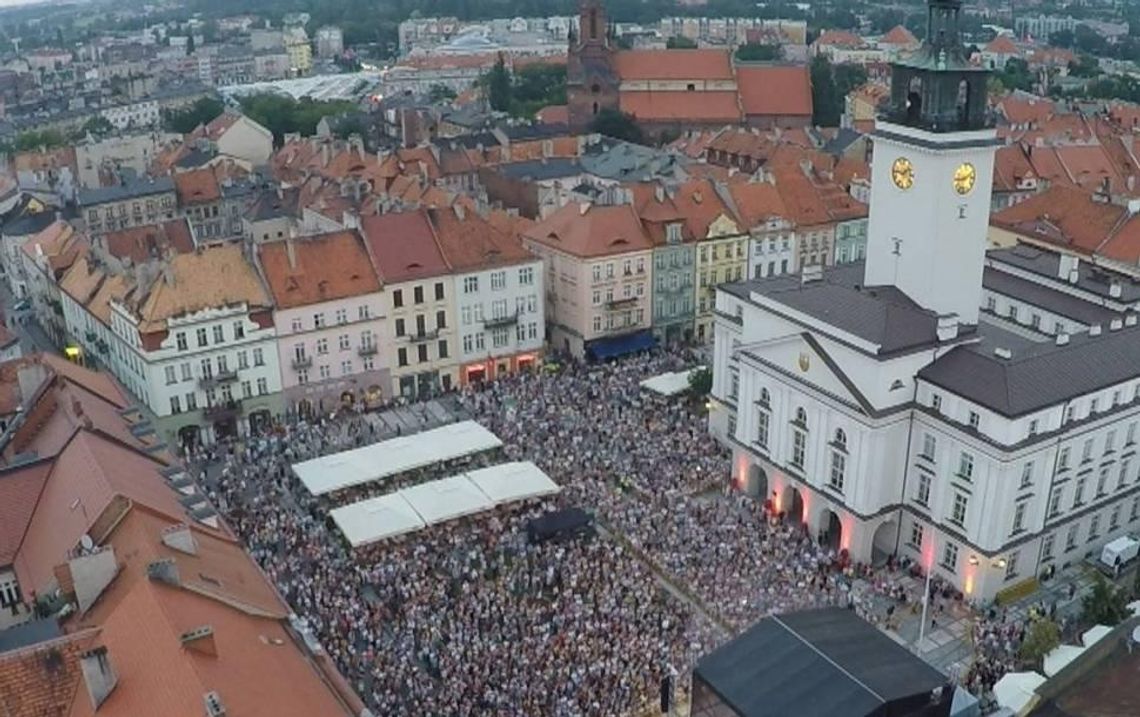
[567,0,620,133]
[863,0,997,325]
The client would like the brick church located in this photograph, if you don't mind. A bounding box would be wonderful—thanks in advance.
[566,0,813,139]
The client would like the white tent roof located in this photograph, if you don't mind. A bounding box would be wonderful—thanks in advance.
[1043,644,1085,677]
[1082,624,1113,648]
[639,367,705,397]
[1129,599,1140,617]
[466,461,561,505]
[329,493,425,548]
[293,420,502,495]
[401,474,494,525]
[992,671,1045,715]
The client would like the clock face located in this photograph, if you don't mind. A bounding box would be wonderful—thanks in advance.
[891,157,915,190]
[953,162,977,195]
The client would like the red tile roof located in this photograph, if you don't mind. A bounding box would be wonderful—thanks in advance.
[101,219,195,264]
[879,25,919,47]
[728,181,789,227]
[172,168,221,205]
[985,35,1019,54]
[431,206,535,272]
[620,91,742,122]
[535,104,569,125]
[258,231,382,309]
[359,210,451,284]
[0,630,100,717]
[990,184,1132,258]
[523,202,654,258]
[613,49,734,80]
[736,65,812,118]
[814,30,865,48]
[0,460,51,565]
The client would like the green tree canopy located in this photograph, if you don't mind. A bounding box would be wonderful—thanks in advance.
[488,53,512,112]
[688,367,713,396]
[428,84,457,103]
[1082,573,1131,627]
[589,108,643,144]
[163,97,225,134]
[735,43,783,62]
[1017,619,1061,670]
[810,55,841,127]
[238,94,360,145]
[80,115,115,140]
[666,35,697,49]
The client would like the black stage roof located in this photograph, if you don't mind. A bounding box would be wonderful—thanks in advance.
[694,608,948,717]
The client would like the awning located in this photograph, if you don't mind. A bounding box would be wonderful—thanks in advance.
[587,330,656,360]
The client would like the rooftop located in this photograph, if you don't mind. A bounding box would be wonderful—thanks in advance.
[100,219,195,265]
[614,49,734,81]
[359,210,452,284]
[736,65,813,118]
[172,168,221,206]
[77,176,175,206]
[258,231,382,309]
[523,202,654,259]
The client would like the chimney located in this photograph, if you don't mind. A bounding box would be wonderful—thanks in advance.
[993,347,1013,359]
[1090,324,1103,336]
[654,185,664,203]
[1127,314,1139,327]
[453,203,466,221]
[1110,281,1123,298]
[1056,332,1070,345]
[285,237,296,269]
[146,558,180,586]
[180,625,217,657]
[800,263,823,284]
[161,523,197,555]
[68,546,119,613]
[936,314,960,341]
[204,691,227,717]
[80,647,118,710]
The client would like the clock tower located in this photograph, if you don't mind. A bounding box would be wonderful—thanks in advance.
[863,0,997,325]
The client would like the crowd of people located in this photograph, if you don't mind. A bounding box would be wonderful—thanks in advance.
[180,347,1024,715]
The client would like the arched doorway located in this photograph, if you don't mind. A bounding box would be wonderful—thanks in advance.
[340,391,355,406]
[819,509,842,551]
[782,486,804,524]
[747,464,767,497]
[872,520,900,566]
[249,410,271,436]
[178,425,201,450]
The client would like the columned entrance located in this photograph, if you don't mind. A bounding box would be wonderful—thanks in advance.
[747,464,767,497]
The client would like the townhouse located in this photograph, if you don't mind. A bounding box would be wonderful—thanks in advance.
[433,204,545,384]
[522,202,655,359]
[729,180,797,281]
[691,183,748,344]
[632,184,697,345]
[19,220,89,347]
[258,231,391,415]
[78,176,177,236]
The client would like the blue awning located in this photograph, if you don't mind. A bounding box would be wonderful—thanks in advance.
[587,331,657,360]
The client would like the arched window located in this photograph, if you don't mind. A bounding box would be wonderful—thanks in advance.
[956,79,970,129]
[834,429,847,449]
[906,76,923,124]
[795,407,808,427]
[591,83,600,95]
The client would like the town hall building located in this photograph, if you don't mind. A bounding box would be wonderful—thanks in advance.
[711,0,1140,602]
[566,0,813,139]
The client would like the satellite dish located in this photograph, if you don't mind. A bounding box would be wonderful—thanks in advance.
[79,534,94,551]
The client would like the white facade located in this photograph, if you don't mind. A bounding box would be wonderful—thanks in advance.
[101,100,160,130]
[453,260,545,384]
[746,218,796,280]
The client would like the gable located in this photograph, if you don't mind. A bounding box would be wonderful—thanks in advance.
[708,213,740,238]
[741,333,872,414]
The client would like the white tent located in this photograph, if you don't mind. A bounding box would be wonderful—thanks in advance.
[639,366,705,397]
[401,474,494,525]
[466,461,561,505]
[1129,599,1140,617]
[329,493,426,548]
[293,420,502,495]
[1043,644,1086,677]
[992,671,1045,715]
[1082,624,1113,648]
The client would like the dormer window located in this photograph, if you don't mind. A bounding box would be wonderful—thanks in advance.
[666,223,682,243]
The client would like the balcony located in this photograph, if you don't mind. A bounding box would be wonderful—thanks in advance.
[357,344,378,357]
[483,311,519,328]
[403,329,440,343]
[204,400,242,421]
[604,297,638,310]
[199,369,238,389]
[291,356,312,369]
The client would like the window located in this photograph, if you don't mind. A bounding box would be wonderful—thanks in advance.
[393,289,404,308]
[241,381,251,399]
[1028,419,1038,436]
[1058,447,1070,471]
[463,334,474,353]
[1110,505,1120,530]
[217,355,228,374]
[1091,398,1100,414]
[1004,551,1019,580]
[185,393,197,410]
[1065,406,1074,423]
[931,393,942,411]
[829,451,845,492]
[169,395,182,414]
[1073,477,1086,507]
[756,409,769,448]
[592,265,601,282]
[1020,463,1033,489]
[1129,423,1138,446]
[341,360,353,376]
[593,316,602,332]
[791,430,806,469]
[414,286,424,304]
[435,282,445,301]
[957,452,974,480]
[518,267,534,285]
[1048,486,1063,518]
[1082,439,1093,462]
[794,407,808,428]
[196,328,208,347]
[1065,524,1078,551]
[253,348,264,366]
[415,315,426,336]
[395,318,406,337]
[491,328,509,348]
[335,308,348,325]
[940,541,959,571]
[313,313,326,329]
[164,366,177,384]
[759,388,770,407]
[233,321,244,340]
[950,493,968,526]
[921,433,936,461]
[212,325,224,344]
[1089,513,1100,540]
[1097,468,1108,498]
[464,276,478,293]
[176,332,188,351]
[967,411,979,429]
[319,365,331,380]
[359,304,371,320]
[475,333,485,350]
[1042,534,1055,561]
[916,474,931,506]
[316,338,329,355]
[417,344,428,363]
[338,334,350,350]
[1012,502,1026,534]
[291,318,303,333]
[910,521,923,549]
[438,340,448,359]
[256,377,268,395]
[490,271,506,290]
[200,358,213,378]
[180,362,193,380]
[1120,461,1130,490]
[1133,496,1140,521]
[729,371,739,402]
[436,310,447,329]
[1106,430,1117,453]
[397,348,408,367]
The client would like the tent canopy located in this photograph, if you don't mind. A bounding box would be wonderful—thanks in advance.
[401,474,493,525]
[639,366,705,397]
[1082,624,1113,648]
[1043,644,1085,677]
[466,461,561,505]
[293,420,502,495]
[329,493,425,548]
[992,671,1045,714]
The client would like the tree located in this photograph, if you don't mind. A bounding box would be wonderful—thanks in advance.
[688,367,713,396]
[589,108,643,144]
[10,129,67,152]
[997,58,1035,93]
[666,35,697,49]
[488,53,512,112]
[1018,619,1061,670]
[1082,573,1131,626]
[810,55,841,127]
[735,43,783,62]
[428,84,457,103]
[163,97,224,134]
[833,63,868,98]
[1050,29,1075,49]
[80,115,115,139]
[1068,54,1101,78]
